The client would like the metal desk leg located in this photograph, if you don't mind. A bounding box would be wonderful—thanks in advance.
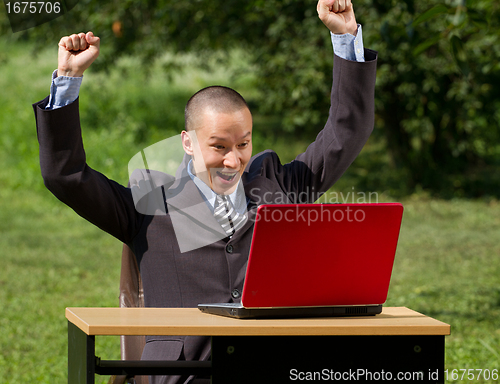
[68,321,96,384]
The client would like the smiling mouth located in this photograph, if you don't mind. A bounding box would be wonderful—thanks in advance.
[216,171,238,182]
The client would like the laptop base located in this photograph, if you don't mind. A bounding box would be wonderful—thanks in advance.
[198,303,382,319]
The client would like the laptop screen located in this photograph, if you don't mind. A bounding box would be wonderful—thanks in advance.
[241,203,404,308]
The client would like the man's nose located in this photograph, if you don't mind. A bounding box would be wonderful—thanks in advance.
[223,150,240,169]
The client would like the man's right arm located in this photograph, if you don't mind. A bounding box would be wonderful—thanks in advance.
[273,0,377,199]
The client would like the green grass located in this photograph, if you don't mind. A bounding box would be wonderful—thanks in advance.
[386,197,500,372]
[0,184,122,383]
[0,37,499,383]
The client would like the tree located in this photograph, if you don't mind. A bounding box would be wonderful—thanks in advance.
[361,0,500,195]
[5,0,499,196]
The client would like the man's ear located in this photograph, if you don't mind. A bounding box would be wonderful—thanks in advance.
[181,130,194,156]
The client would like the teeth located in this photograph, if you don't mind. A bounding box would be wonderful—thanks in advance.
[217,171,237,181]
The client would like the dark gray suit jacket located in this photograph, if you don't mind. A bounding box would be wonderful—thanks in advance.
[33,50,377,384]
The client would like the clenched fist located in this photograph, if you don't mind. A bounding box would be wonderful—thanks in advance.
[317,0,357,35]
[57,31,100,77]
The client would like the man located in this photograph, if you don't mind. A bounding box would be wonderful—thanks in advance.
[33,1,377,383]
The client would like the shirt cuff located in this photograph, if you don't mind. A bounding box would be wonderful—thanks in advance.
[46,69,83,110]
[331,24,365,62]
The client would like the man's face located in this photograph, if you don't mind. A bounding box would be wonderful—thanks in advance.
[182,106,253,195]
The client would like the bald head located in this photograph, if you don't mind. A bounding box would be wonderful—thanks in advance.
[184,86,251,131]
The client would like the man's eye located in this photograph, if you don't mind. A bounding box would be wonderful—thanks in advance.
[214,145,224,150]
[239,143,248,148]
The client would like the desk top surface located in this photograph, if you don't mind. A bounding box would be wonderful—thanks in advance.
[66,307,450,336]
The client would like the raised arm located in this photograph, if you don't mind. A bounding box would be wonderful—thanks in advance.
[33,32,139,245]
[255,0,377,202]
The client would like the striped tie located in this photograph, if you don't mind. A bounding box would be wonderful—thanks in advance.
[214,194,246,236]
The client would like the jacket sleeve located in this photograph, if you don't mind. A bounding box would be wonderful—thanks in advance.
[267,49,378,202]
[33,96,140,244]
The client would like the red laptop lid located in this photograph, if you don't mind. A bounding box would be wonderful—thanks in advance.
[241,203,404,308]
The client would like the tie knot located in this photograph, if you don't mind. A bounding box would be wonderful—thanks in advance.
[216,193,227,202]
[213,194,246,237]
[215,194,228,209]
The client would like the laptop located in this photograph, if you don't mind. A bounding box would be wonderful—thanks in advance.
[198,203,404,319]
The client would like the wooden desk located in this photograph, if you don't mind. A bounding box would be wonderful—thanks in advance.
[66,307,450,383]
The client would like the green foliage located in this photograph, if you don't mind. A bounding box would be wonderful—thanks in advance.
[4,0,499,197]
[361,0,500,194]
